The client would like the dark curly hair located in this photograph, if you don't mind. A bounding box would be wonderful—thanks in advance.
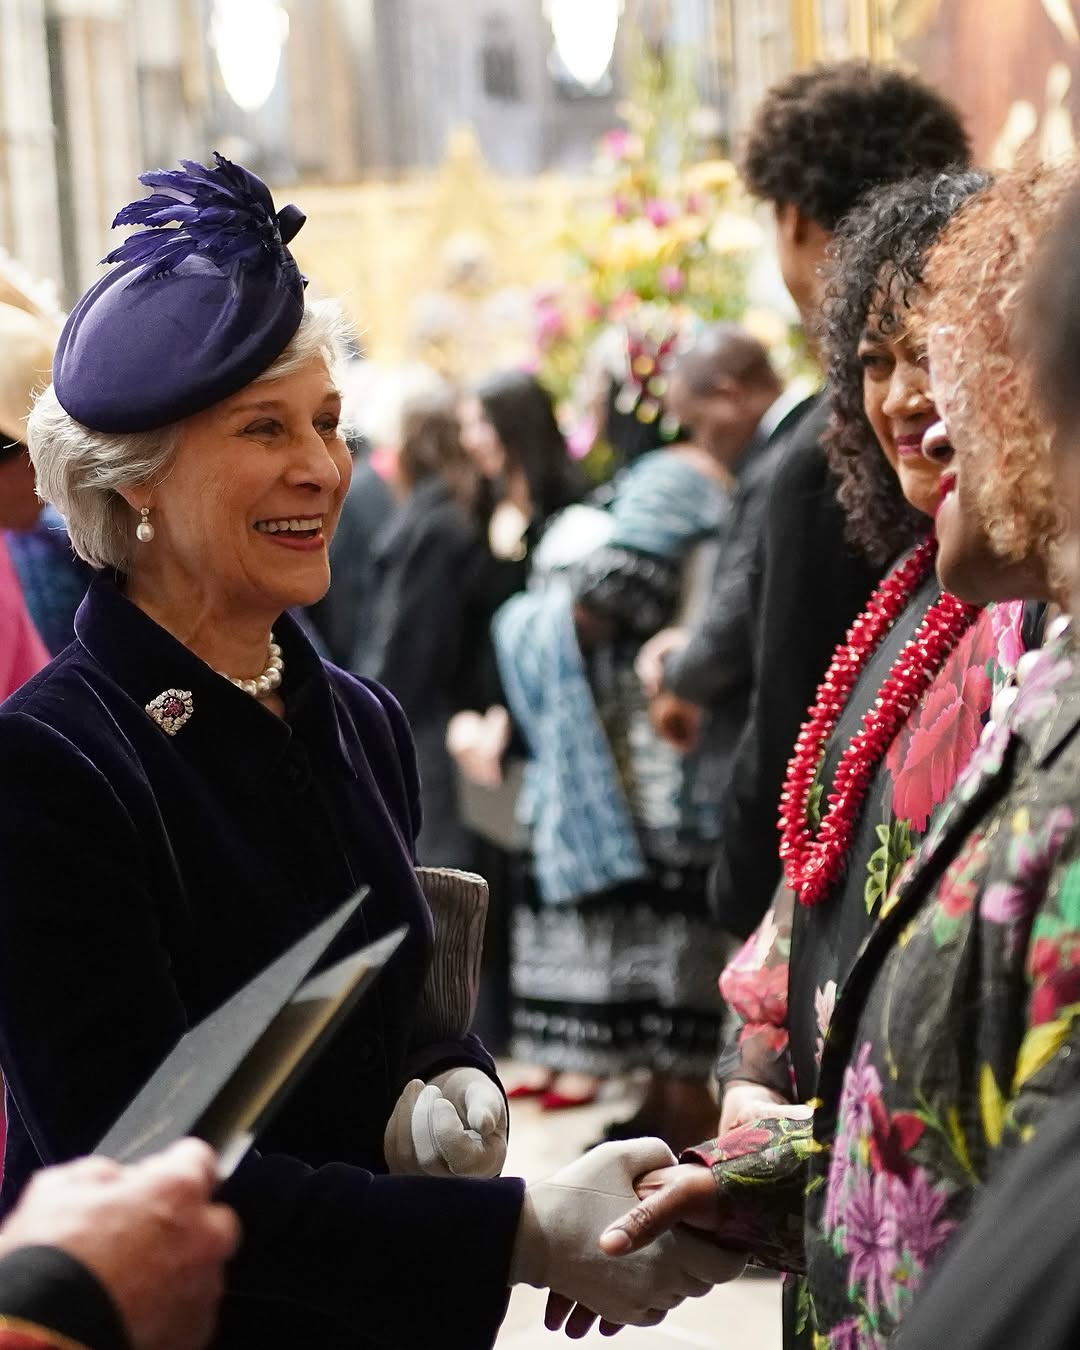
[822,170,990,565]
[740,61,971,230]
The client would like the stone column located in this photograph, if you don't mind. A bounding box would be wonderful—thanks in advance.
[0,0,64,289]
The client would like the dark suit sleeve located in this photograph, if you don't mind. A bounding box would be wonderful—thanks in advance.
[361,513,478,720]
[0,715,522,1350]
[898,1092,1080,1350]
[664,467,773,708]
[709,407,881,938]
[0,1247,128,1350]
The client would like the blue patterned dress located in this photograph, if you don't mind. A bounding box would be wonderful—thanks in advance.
[496,449,738,1075]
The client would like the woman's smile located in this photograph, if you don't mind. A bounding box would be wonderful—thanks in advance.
[254,515,326,550]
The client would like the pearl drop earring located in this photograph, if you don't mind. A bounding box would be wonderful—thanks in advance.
[136,506,155,543]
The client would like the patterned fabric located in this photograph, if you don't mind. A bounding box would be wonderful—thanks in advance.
[717,599,1024,1107]
[510,866,733,1076]
[493,577,648,905]
[4,508,93,658]
[696,631,1080,1346]
[494,450,730,905]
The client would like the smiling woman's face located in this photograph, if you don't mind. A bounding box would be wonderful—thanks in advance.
[858,291,942,518]
[130,354,351,619]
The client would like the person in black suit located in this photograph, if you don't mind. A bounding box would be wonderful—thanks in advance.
[703,60,973,938]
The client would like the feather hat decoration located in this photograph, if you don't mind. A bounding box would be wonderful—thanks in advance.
[53,154,308,434]
[104,153,305,280]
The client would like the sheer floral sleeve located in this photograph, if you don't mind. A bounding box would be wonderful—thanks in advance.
[716,885,797,1101]
[681,1116,813,1273]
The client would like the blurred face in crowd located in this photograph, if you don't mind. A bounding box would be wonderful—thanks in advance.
[458,395,506,480]
[774,203,833,333]
[0,447,41,530]
[859,288,942,518]
[123,355,351,625]
[667,369,774,465]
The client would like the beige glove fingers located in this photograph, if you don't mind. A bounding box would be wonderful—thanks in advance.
[383,1079,427,1174]
[671,1228,747,1287]
[553,1137,677,1193]
[424,1071,508,1178]
[430,1067,508,1138]
[414,1087,491,1177]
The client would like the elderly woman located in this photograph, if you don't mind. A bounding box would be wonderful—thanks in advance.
[0,156,742,1349]
[599,164,1080,1346]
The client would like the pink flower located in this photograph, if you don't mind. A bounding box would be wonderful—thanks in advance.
[888,622,995,832]
[843,1169,899,1316]
[600,129,641,161]
[659,265,685,295]
[830,1320,884,1350]
[644,198,678,227]
[889,1166,955,1272]
[991,601,1025,673]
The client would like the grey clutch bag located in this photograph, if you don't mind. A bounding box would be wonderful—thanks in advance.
[413,867,490,1043]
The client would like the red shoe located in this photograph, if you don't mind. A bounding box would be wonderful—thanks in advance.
[540,1087,598,1111]
[507,1082,550,1100]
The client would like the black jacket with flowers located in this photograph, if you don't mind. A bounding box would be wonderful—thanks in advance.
[691,631,1080,1346]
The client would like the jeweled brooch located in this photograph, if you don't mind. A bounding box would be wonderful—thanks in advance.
[145,688,194,736]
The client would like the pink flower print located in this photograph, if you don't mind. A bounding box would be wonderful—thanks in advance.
[838,1043,884,1145]
[887,622,993,832]
[843,1168,899,1316]
[815,981,837,1063]
[1011,648,1074,735]
[889,1166,955,1274]
[982,806,1075,943]
[826,1044,883,1234]
[990,600,1024,675]
[830,1319,885,1350]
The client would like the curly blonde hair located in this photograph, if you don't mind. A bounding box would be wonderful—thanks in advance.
[925,164,1077,575]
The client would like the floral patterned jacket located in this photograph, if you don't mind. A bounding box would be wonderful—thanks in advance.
[691,630,1080,1347]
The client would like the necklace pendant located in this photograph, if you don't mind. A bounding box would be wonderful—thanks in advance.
[146,688,194,736]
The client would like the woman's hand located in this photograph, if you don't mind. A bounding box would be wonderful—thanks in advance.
[446,707,511,788]
[600,1163,723,1253]
[634,628,689,698]
[648,692,702,753]
[718,1081,808,1136]
[512,1139,743,1339]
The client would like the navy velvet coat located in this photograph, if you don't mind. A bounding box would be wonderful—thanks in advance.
[0,574,524,1349]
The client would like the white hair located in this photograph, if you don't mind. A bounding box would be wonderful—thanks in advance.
[29,298,354,570]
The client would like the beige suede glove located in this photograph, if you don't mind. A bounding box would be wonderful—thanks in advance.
[510,1138,745,1328]
[383,1069,508,1179]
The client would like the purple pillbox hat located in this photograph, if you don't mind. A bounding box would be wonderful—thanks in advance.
[53,153,307,434]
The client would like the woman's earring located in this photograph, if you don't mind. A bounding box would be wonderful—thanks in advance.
[136,506,155,543]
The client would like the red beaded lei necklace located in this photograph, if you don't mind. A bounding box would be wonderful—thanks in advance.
[778,536,980,907]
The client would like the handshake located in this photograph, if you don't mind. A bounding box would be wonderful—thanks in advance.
[385,1069,744,1335]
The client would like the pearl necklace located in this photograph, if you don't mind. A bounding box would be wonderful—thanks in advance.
[778,537,979,907]
[219,635,284,699]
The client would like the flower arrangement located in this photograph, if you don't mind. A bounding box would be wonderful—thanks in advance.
[532,33,789,477]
